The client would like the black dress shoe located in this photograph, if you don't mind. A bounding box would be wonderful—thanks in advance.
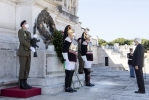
[90,83,95,86]
[86,83,93,87]
[135,91,145,94]
[78,72,83,74]
[70,88,77,92]
[130,76,135,78]
[65,87,73,93]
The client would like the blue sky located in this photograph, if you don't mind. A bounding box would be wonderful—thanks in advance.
[77,0,149,42]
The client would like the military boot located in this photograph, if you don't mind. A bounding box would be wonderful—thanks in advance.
[24,79,32,89]
[84,68,92,87]
[65,70,73,93]
[19,79,28,89]
[69,70,77,92]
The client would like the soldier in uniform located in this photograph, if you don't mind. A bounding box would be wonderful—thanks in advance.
[77,38,84,74]
[81,32,95,87]
[18,20,36,89]
[62,25,77,93]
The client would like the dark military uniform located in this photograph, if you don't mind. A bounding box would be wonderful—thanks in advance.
[81,41,94,86]
[18,28,31,80]
[62,36,77,93]
[81,32,94,87]
[62,27,77,93]
[81,41,93,62]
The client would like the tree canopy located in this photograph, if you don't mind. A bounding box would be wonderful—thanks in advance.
[98,38,149,50]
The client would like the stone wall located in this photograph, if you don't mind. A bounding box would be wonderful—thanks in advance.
[0,0,74,80]
[98,47,128,69]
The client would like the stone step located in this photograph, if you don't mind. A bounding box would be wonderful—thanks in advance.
[0,78,18,86]
[38,80,85,95]
[0,78,18,90]
[0,77,85,95]
[109,66,125,71]
[28,74,84,86]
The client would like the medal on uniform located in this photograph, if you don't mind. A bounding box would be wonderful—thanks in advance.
[24,33,27,39]
[24,33,26,37]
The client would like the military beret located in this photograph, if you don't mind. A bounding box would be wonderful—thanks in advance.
[20,20,26,27]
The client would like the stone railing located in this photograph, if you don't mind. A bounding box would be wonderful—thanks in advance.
[101,44,135,57]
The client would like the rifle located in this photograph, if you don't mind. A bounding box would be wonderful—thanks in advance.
[31,19,40,57]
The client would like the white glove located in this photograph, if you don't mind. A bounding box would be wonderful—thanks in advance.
[33,34,37,39]
[65,59,69,63]
[30,47,35,52]
[62,53,69,63]
[81,56,87,62]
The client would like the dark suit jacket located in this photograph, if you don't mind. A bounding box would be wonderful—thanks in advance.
[132,44,144,68]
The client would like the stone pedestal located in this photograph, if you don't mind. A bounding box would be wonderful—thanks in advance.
[1,87,41,98]
[15,46,85,94]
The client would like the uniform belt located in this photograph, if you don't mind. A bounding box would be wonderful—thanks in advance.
[86,52,93,54]
[69,50,76,55]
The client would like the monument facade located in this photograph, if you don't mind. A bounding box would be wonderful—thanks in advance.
[0,0,99,94]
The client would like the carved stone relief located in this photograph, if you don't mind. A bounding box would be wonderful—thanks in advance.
[37,8,56,49]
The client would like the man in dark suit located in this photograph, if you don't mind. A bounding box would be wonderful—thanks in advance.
[132,38,145,94]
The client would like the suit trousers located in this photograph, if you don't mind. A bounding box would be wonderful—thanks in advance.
[135,68,145,92]
[19,55,31,79]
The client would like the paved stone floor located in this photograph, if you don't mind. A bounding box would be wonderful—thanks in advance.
[0,66,149,100]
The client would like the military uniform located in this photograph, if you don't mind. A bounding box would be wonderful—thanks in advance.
[62,29,77,93]
[81,32,94,87]
[18,28,31,80]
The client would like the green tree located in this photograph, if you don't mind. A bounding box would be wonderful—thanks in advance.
[98,39,107,45]
[129,39,134,45]
[142,39,149,50]
[101,43,107,46]
[107,41,114,46]
[112,38,126,45]
[111,38,133,45]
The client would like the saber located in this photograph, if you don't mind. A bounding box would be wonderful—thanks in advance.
[74,70,83,87]
[72,62,83,89]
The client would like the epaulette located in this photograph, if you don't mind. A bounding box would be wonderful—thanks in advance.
[82,41,87,45]
[65,37,71,42]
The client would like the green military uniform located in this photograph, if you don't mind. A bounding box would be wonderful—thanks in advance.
[18,28,31,80]
[78,39,84,74]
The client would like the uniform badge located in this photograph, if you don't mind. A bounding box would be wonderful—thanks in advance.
[24,33,26,37]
